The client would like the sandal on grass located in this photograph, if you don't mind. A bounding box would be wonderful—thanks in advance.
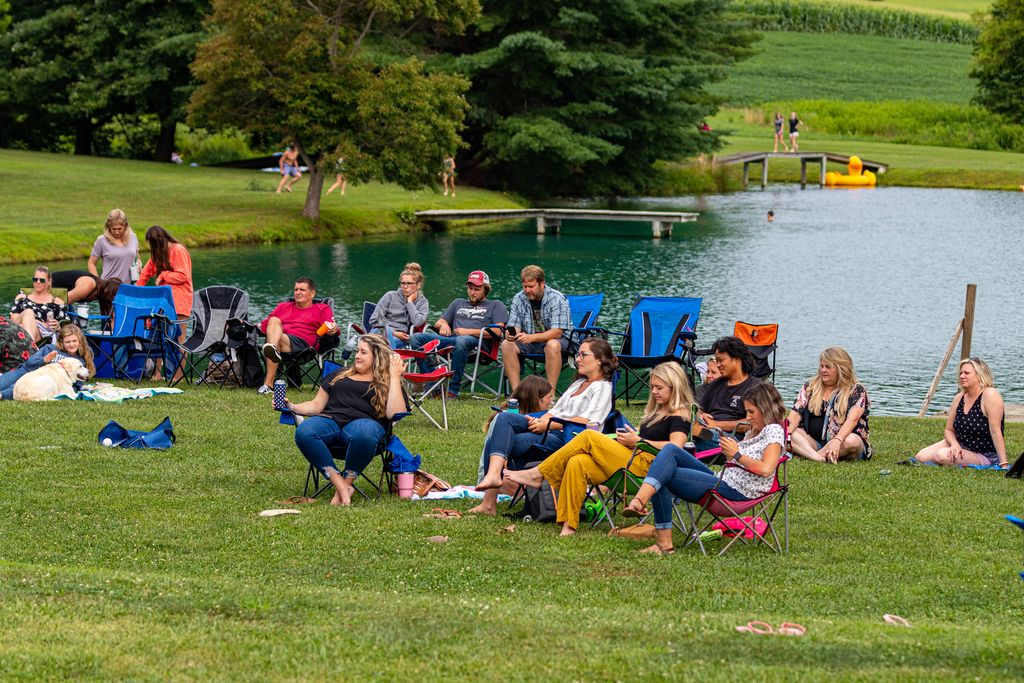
[638,543,675,556]
[735,621,774,635]
[622,501,650,519]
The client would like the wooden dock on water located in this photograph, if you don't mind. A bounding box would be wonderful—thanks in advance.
[718,151,889,188]
[415,208,698,238]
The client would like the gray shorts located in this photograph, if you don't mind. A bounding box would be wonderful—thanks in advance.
[516,337,569,356]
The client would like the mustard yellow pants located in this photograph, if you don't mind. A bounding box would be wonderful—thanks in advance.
[537,429,654,530]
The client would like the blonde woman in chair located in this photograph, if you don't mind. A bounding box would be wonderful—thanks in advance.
[505,362,693,537]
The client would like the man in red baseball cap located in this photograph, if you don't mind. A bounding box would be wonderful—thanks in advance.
[410,270,508,398]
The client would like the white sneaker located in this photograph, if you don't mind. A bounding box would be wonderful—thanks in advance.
[262,343,281,363]
[257,384,273,395]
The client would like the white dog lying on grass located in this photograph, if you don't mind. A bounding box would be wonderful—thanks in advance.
[13,357,90,401]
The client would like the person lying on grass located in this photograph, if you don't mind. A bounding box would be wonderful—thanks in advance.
[0,322,94,400]
[284,335,407,506]
[474,338,617,503]
[506,362,692,536]
[787,346,873,463]
[913,357,1008,469]
[623,383,787,555]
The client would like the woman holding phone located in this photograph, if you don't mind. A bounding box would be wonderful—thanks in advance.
[505,362,693,536]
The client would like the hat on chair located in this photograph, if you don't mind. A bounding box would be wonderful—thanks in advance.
[466,270,490,287]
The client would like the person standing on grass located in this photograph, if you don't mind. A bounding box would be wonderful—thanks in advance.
[326,157,347,196]
[258,277,339,394]
[788,112,803,153]
[501,264,571,392]
[788,347,873,463]
[773,112,789,153]
[135,226,193,383]
[441,155,456,197]
[286,335,407,506]
[913,357,1009,469]
[276,144,303,194]
[88,209,140,284]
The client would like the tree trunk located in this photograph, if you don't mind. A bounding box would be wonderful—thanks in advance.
[155,120,176,162]
[74,119,93,156]
[303,168,324,220]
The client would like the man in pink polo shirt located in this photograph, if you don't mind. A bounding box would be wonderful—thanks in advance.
[257,277,338,393]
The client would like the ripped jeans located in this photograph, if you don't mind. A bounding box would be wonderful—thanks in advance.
[295,416,386,480]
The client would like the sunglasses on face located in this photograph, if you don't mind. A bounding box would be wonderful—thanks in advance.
[32,277,48,283]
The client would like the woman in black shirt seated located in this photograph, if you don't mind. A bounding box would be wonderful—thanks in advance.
[286,334,407,505]
[505,362,693,536]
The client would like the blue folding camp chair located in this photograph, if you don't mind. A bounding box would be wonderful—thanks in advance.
[514,292,604,392]
[86,285,187,384]
[607,296,702,405]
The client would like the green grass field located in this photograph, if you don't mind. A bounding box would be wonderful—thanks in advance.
[1,389,1023,680]
[710,32,975,105]
[0,149,522,266]
[817,0,989,19]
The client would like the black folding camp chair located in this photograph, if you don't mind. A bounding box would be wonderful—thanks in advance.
[167,285,250,386]
[273,296,340,388]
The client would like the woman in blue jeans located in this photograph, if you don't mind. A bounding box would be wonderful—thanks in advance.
[0,323,94,399]
[623,383,787,555]
[285,334,406,506]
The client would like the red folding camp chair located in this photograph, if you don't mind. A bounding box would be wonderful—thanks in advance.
[464,324,504,397]
[397,339,454,430]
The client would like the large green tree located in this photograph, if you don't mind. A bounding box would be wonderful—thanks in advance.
[190,0,479,221]
[971,0,1024,124]
[447,0,755,198]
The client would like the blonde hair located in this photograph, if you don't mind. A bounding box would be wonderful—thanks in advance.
[959,357,994,390]
[329,334,394,417]
[402,262,424,285]
[805,346,858,423]
[58,323,95,377]
[641,362,695,428]
[520,264,545,283]
[103,208,134,246]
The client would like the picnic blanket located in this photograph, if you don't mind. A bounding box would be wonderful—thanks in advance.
[55,383,183,403]
[412,485,512,503]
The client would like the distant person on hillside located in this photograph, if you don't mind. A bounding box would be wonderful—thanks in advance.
[88,208,140,284]
[773,112,789,153]
[441,155,456,197]
[326,157,347,196]
[912,357,1008,469]
[171,151,183,164]
[788,112,804,153]
[370,263,429,349]
[276,144,303,194]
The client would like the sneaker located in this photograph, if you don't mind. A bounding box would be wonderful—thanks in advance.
[446,391,459,401]
[262,343,281,363]
[257,384,273,395]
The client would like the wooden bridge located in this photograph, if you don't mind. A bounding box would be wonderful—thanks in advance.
[414,208,698,238]
[717,151,888,188]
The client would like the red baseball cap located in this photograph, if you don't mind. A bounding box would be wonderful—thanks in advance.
[467,270,490,287]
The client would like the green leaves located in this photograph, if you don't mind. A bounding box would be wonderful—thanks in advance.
[971,0,1024,124]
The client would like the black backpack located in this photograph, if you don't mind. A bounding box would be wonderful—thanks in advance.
[521,460,557,523]
[1006,452,1024,479]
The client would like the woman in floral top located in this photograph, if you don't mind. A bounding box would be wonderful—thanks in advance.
[788,346,872,462]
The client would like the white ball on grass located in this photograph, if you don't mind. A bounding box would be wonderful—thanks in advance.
[102,438,113,447]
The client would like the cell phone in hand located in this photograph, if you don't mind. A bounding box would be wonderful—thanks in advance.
[506,326,517,337]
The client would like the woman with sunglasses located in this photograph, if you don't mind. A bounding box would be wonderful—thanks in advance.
[369,262,429,349]
[10,267,68,343]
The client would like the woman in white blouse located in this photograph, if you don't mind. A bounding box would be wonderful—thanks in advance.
[475,338,618,496]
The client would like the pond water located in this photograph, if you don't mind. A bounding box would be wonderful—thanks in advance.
[3,186,1022,414]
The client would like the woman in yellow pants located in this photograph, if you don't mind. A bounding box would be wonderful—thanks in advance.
[506,362,694,536]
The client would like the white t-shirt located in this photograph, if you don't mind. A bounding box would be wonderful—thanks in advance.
[548,379,613,425]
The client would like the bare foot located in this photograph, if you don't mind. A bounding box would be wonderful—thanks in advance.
[275,190,282,194]
[285,186,292,193]
[467,503,496,516]
[505,468,543,489]
[330,490,342,506]
[475,474,503,491]
[559,524,576,537]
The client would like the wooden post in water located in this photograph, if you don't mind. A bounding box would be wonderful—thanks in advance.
[960,283,977,360]
[918,318,965,417]
[536,216,561,235]
[651,221,673,239]
[761,158,769,188]
[800,159,807,188]
[742,162,749,187]
[819,155,827,186]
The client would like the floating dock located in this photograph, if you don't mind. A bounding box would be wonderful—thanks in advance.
[718,151,888,188]
[415,208,698,239]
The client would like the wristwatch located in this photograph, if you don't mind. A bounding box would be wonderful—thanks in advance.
[730,452,742,465]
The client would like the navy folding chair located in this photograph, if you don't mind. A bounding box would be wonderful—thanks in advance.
[608,296,702,405]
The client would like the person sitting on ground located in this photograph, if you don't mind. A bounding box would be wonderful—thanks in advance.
[506,362,693,536]
[469,376,555,516]
[10,267,68,344]
[410,270,508,399]
[89,208,140,284]
[276,143,303,194]
[694,358,721,404]
[370,263,429,349]
[501,264,571,392]
[258,277,339,394]
[0,323,95,400]
[694,336,761,447]
[788,346,873,463]
[50,270,99,304]
[285,335,407,506]
[475,338,617,498]
[624,383,787,555]
[913,357,1008,468]
[0,316,35,373]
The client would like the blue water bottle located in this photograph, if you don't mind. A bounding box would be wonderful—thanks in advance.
[507,398,519,414]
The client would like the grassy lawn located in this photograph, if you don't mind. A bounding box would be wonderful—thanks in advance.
[2,388,1023,680]
[0,149,523,266]
[819,0,990,19]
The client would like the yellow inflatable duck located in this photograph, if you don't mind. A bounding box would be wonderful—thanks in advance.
[825,156,876,187]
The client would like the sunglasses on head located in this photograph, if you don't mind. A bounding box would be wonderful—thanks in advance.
[32,277,47,283]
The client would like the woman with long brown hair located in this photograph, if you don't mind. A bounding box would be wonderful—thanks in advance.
[135,225,193,320]
[286,335,407,505]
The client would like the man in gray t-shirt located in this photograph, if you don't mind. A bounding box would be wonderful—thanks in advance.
[410,270,508,397]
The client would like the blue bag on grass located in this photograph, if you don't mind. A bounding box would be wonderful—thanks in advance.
[98,417,175,449]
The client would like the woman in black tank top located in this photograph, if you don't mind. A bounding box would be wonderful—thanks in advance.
[914,357,1008,467]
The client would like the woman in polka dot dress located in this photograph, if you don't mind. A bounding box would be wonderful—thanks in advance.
[914,357,1009,468]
